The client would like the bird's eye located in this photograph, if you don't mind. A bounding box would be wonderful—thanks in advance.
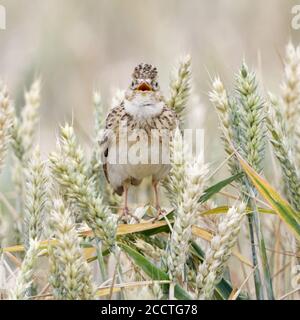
[131,81,136,89]
[152,81,159,90]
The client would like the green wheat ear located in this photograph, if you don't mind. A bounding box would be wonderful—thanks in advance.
[281,42,300,142]
[50,123,117,248]
[196,203,246,300]
[267,94,300,212]
[0,82,13,173]
[209,77,241,176]
[48,198,95,300]
[235,62,266,174]
[210,62,273,300]
[168,55,191,126]
[11,79,41,163]
[23,147,48,250]
[9,239,40,300]
[167,130,208,282]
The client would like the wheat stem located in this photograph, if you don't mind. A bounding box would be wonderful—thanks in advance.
[235,63,273,300]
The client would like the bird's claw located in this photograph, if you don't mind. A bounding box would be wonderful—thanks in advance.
[119,207,140,224]
[152,207,167,223]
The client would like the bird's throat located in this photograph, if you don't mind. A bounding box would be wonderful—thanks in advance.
[124,94,164,120]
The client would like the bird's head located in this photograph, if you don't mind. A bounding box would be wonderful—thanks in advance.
[130,63,159,92]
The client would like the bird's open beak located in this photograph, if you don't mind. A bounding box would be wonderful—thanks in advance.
[136,82,153,91]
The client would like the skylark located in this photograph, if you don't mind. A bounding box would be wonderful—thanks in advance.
[100,63,179,221]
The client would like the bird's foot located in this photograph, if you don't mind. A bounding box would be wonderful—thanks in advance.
[152,206,167,223]
[119,207,130,223]
[119,207,140,224]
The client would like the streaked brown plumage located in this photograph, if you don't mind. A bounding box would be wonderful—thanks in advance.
[100,63,178,221]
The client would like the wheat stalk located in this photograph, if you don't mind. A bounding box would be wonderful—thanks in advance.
[9,239,39,300]
[165,129,209,281]
[151,281,164,300]
[235,63,275,299]
[213,63,272,299]
[168,55,191,126]
[267,94,300,290]
[10,79,41,223]
[267,94,300,211]
[50,124,117,248]
[23,147,48,250]
[11,79,41,163]
[209,77,241,176]
[196,203,246,299]
[168,157,208,281]
[276,43,300,294]
[281,42,300,141]
[235,63,266,173]
[134,238,163,263]
[0,82,13,173]
[162,129,187,207]
[48,198,95,300]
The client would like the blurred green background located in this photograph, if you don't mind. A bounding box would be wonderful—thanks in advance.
[0,0,299,163]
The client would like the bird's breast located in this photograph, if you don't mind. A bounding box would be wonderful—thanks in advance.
[124,95,164,121]
[107,135,171,180]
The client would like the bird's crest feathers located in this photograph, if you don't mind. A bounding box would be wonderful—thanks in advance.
[132,63,158,80]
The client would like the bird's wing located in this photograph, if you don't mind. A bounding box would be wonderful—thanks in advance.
[99,104,122,156]
[98,103,128,184]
